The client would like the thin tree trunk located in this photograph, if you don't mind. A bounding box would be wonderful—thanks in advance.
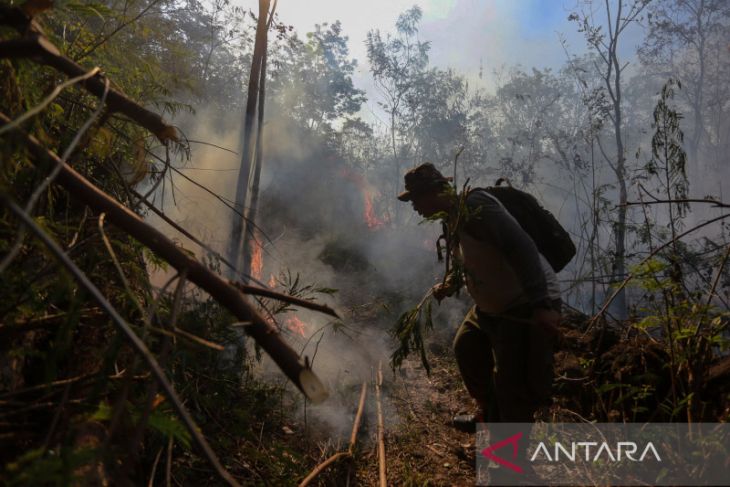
[613,97,628,317]
[590,138,598,313]
[241,2,274,283]
[608,0,628,318]
[689,0,706,176]
[391,109,400,224]
[228,0,270,276]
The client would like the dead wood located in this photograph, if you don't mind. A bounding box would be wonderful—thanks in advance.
[134,190,338,317]
[376,363,386,487]
[349,381,368,452]
[297,452,350,487]
[297,381,368,487]
[231,281,339,318]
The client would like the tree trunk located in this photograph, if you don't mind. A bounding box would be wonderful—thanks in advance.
[241,13,271,284]
[612,48,628,317]
[228,0,270,276]
[688,1,707,181]
[391,108,400,224]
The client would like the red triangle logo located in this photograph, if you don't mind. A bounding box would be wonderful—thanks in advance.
[481,431,524,473]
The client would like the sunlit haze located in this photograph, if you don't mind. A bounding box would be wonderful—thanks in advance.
[252,0,646,124]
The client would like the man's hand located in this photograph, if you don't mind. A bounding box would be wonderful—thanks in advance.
[431,282,453,303]
[531,307,562,341]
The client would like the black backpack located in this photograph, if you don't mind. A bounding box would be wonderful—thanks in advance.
[478,180,576,272]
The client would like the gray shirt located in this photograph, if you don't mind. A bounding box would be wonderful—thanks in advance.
[456,189,560,312]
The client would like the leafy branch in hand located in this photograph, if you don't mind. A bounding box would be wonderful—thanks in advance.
[390,290,435,374]
[391,180,475,373]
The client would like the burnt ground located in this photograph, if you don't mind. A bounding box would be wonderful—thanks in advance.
[289,345,480,486]
[298,320,554,486]
[352,352,477,486]
[289,306,730,486]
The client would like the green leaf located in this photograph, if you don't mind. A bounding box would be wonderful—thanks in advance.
[90,402,112,421]
[148,409,192,450]
[389,295,435,374]
[314,287,338,295]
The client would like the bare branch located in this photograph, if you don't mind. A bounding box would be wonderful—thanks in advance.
[622,198,730,209]
[231,282,339,318]
[695,243,730,338]
[74,0,165,61]
[99,212,147,318]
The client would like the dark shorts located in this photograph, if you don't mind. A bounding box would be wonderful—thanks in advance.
[452,304,558,422]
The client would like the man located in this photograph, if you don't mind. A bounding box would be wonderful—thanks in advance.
[398,163,561,427]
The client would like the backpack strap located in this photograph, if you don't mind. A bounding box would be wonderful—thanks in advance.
[494,177,512,187]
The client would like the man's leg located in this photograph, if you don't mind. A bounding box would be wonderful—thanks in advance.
[483,309,537,423]
[481,307,557,484]
[453,306,498,422]
[527,316,556,411]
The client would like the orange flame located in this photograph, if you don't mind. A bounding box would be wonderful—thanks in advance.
[338,167,387,230]
[285,315,306,337]
[363,189,386,229]
[251,237,263,280]
[267,273,277,288]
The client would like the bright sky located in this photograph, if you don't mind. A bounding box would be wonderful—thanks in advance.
[244,0,646,123]
[269,0,606,71]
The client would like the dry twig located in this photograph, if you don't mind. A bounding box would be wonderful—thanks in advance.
[376,363,387,487]
[297,381,368,487]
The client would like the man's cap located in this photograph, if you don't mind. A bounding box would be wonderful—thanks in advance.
[397,163,452,201]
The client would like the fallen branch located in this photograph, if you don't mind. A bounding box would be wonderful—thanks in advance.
[128,190,338,317]
[0,5,176,143]
[622,198,730,209]
[297,381,368,487]
[231,282,339,318]
[376,363,386,487]
[0,113,328,404]
[349,381,368,453]
[297,452,349,487]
